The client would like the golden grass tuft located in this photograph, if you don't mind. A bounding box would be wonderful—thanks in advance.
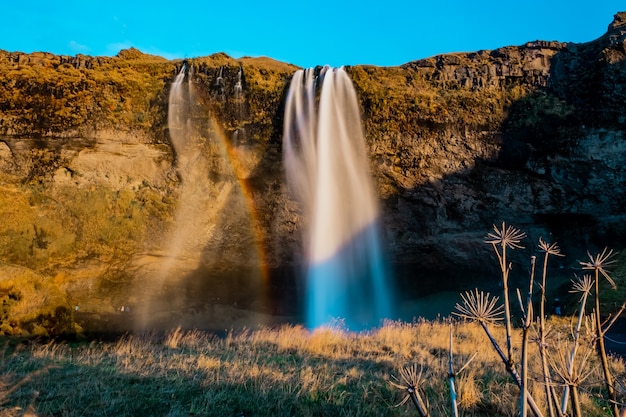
[457,368,483,409]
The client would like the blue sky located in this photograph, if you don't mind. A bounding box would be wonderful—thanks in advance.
[1,1,620,68]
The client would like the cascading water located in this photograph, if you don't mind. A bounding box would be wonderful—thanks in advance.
[283,67,394,330]
[232,66,246,144]
[216,66,225,100]
[165,63,209,256]
[135,63,204,328]
[134,62,264,329]
[234,66,243,100]
[168,64,193,162]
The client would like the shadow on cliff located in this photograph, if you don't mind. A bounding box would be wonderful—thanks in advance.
[499,30,626,251]
[383,31,626,316]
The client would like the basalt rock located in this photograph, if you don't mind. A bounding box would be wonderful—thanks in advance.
[1,13,626,335]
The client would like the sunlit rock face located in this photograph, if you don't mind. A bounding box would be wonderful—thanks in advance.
[1,13,626,335]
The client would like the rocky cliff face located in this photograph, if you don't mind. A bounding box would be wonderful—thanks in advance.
[362,14,626,279]
[1,13,625,335]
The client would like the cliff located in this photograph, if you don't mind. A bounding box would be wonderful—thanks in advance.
[1,13,626,335]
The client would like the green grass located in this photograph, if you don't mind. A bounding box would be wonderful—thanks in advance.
[0,319,622,416]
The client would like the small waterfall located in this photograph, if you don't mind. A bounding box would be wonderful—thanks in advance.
[216,66,225,100]
[155,64,215,277]
[135,62,265,329]
[232,66,246,145]
[234,66,243,100]
[283,67,394,330]
[168,64,190,153]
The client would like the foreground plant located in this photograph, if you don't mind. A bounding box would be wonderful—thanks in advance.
[482,223,549,416]
[537,238,564,417]
[550,340,597,417]
[559,274,594,415]
[485,222,527,363]
[390,363,430,417]
[454,289,545,417]
[447,323,477,417]
[580,247,624,417]
[518,255,536,417]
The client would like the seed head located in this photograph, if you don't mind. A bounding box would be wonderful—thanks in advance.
[570,274,594,297]
[390,364,426,407]
[548,341,597,386]
[538,237,564,257]
[579,248,618,289]
[454,289,504,324]
[485,222,526,250]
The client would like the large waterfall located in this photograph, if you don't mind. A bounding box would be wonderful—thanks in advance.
[283,67,394,330]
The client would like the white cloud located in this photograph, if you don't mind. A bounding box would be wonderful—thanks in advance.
[68,40,90,53]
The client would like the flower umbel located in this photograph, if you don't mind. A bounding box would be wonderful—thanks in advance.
[580,248,618,289]
[390,364,426,407]
[570,274,594,299]
[454,289,504,324]
[485,222,526,250]
[538,237,564,257]
[549,341,597,386]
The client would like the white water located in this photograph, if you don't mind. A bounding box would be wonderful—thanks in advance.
[168,65,191,159]
[283,67,393,330]
[232,66,246,144]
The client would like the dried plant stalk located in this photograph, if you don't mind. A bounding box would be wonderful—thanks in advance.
[537,238,563,417]
[581,248,620,417]
[560,274,593,415]
[519,256,536,417]
[485,222,526,363]
[448,323,477,417]
[454,289,545,417]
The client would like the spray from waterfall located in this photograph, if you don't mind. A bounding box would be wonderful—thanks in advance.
[283,67,394,330]
[135,62,265,329]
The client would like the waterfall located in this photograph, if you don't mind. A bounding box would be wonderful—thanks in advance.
[233,66,246,144]
[283,67,394,330]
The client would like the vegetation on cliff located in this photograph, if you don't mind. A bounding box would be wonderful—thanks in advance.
[0,48,296,141]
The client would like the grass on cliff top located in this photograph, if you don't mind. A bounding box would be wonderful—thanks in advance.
[0,48,297,139]
[0,318,622,417]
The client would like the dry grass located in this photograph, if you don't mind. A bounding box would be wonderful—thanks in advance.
[0,318,621,417]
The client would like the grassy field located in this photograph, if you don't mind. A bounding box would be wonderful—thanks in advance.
[1,316,624,417]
